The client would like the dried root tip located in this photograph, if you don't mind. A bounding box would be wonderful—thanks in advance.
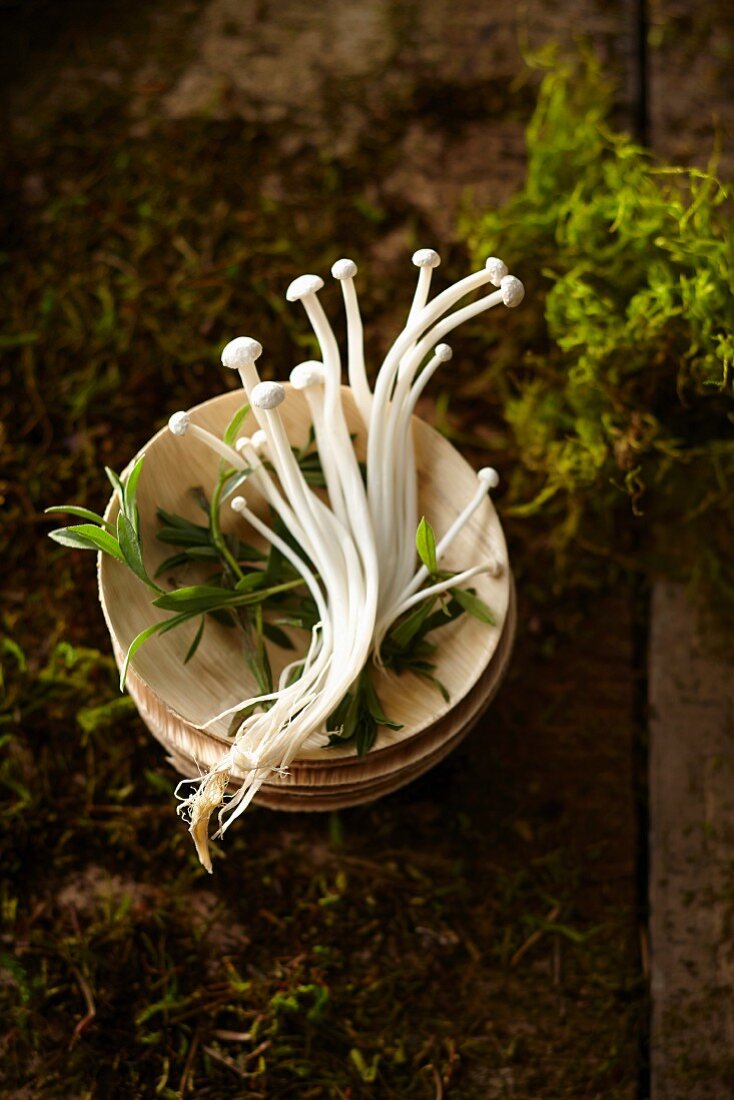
[168,411,190,436]
[221,336,263,369]
[331,258,358,280]
[188,770,231,873]
[412,248,441,268]
[286,274,324,301]
[500,275,524,307]
[485,256,508,287]
[251,381,285,409]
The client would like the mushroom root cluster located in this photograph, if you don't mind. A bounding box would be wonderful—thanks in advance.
[168,250,524,870]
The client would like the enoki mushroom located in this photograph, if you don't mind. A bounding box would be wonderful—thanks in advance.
[169,251,524,870]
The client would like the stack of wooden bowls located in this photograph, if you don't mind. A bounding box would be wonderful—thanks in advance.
[99,388,515,811]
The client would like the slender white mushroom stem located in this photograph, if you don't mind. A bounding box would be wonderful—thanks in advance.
[248,381,351,594]
[388,561,495,623]
[331,258,371,424]
[373,274,523,615]
[377,342,454,613]
[397,468,500,604]
[197,490,331,732]
[289,360,349,528]
[221,336,265,407]
[286,275,361,532]
[167,411,245,468]
[367,260,515,592]
[405,248,441,334]
[231,495,330,643]
[233,435,312,552]
[369,256,509,421]
[286,274,379,633]
[393,343,454,598]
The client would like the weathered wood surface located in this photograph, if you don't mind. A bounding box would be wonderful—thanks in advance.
[648,8,734,1096]
[649,582,734,1096]
[649,0,734,176]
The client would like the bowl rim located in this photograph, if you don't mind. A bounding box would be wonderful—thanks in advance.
[98,384,512,764]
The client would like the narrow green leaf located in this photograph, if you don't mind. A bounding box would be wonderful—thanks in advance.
[355,714,378,757]
[117,512,149,585]
[363,673,403,730]
[327,691,358,742]
[156,508,198,529]
[45,505,108,527]
[416,516,438,575]
[156,525,211,547]
[220,471,249,500]
[452,588,496,625]
[123,454,145,533]
[120,609,203,688]
[388,597,435,650]
[154,552,191,577]
[49,524,124,562]
[154,577,306,615]
[184,618,205,664]
[223,403,251,447]
[119,621,167,690]
[233,539,265,562]
[105,466,125,507]
[261,621,295,650]
[416,669,451,703]
[421,596,466,635]
[152,584,239,614]
[190,487,210,514]
[234,572,265,593]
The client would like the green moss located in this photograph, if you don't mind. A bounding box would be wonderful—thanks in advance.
[461,53,734,602]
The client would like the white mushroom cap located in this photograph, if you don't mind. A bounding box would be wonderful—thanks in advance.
[478,466,500,489]
[250,429,268,451]
[168,410,190,436]
[485,257,508,287]
[331,258,358,281]
[221,336,263,369]
[251,381,285,410]
[234,436,249,454]
[286,274,324,302]
[434,343,453,362]
[290,361,326,390]
[412,248,441,269]
[231,496,247,513]
[500,275,525,308]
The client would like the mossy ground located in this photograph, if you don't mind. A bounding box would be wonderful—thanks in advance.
[1,18,644,1097]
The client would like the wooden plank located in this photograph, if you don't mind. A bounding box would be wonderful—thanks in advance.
[649,581,734,1096]
[647,9,734,1096]
[648,0,734,176]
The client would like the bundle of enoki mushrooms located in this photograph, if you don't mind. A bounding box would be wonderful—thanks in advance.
[168,251,524,870]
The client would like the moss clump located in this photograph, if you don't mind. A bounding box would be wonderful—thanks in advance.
[461,54,734,603]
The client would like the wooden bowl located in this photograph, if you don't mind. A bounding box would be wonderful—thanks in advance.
[98,386,514,810]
